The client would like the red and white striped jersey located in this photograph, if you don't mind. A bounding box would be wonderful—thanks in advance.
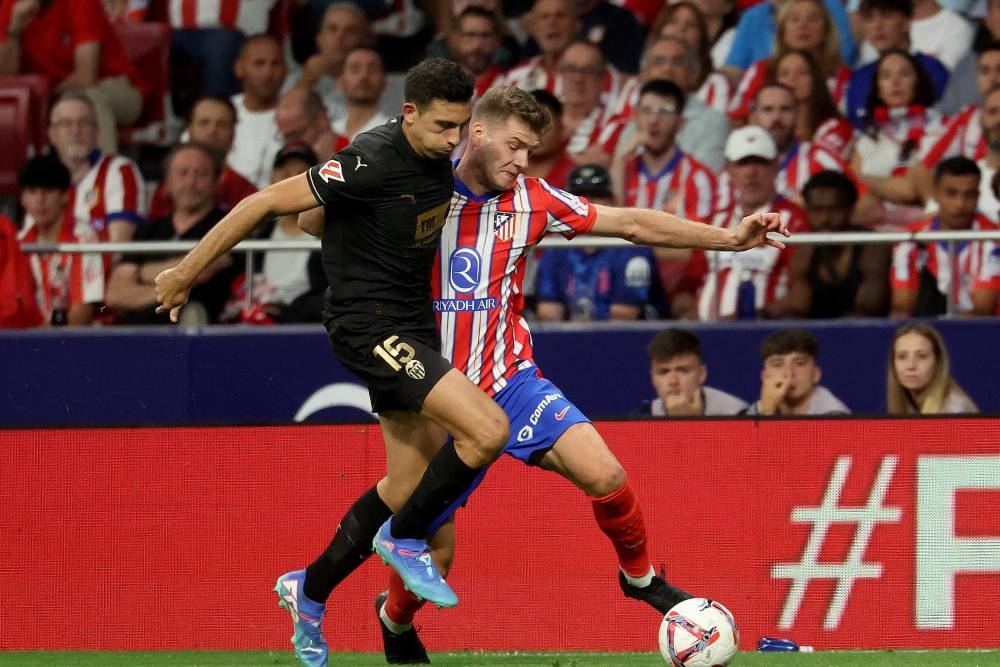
[621,149,717,220]
[73,151,147,237]
[474,65,506,99]
[691,196,809,320]
[566,104,619,156]
[168,0,277,34]
[919,105,985,169]
[433,175,597,396]
[813,117,856,162]
[775,140,866,205]
[606,75,639,123]
[500,57,624,105]
[696,72,731,114]
[727,60,851,121]
[890,215,1000,313]
[18,211,107,320]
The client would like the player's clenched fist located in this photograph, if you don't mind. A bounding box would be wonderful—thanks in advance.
[154,267,192,323]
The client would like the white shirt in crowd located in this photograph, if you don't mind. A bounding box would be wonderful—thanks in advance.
[228,93,283,189]
[858,8,974,69]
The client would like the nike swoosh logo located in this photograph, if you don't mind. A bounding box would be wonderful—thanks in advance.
[554,406,570,421]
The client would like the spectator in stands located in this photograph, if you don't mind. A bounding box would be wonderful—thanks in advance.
[613,80,717,221]
[46,92,147,243]
[845,0,948,129]
[742,327,850,415]
[648,1,731,113]
[227,144,325,324]
[870,70,1000,208]
[103,0,146,22]
[557,40,618,166]
[606,36,730,171]
[632,328,748,416]
[887,322,978,414]
[782,170,891,318]
[229,34,287,189]
[850,49,944,212]
[502,0,581,94]
[275,88,346,161]
[688,0,739,69]
[106,143,239,324]
[574,0,645,74]
[889,157,1000,317]
[168,0,278,114]
[672,125,809,320]
[328,46,391,139]
[442,5,508,97]
[0,0,145,153]
[773,49,855,161]
[149,95,257,220]
[294,3,373,110]
[535,164,666,321]
[726,0,851,122]
[524,89,575,188]
[722,0,855,81]
[939,25,1000,115]
[856,0,973,71]
[0,213,43,328]
[16,155,105,326]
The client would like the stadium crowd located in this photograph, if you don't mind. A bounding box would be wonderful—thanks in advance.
[2,0,999,332]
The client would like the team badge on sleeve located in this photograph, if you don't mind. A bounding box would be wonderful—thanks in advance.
[493,211,516,241]
[318,159,345,183]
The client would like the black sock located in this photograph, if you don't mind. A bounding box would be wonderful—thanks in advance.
[304,485,392,603]
[390,440,480,539]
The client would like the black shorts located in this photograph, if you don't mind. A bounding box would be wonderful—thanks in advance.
[325,313,453,413]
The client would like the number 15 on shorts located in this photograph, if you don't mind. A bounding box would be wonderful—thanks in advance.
[373,335,426,379]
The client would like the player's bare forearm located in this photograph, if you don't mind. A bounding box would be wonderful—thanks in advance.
[172,174,318,282]
[590,205,788,251]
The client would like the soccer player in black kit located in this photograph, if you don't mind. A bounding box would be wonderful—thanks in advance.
[154,59,508,667]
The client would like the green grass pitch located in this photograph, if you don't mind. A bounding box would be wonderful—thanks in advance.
[1,652,999,666]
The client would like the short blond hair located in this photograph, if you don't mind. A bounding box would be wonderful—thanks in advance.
[473,86,552,137]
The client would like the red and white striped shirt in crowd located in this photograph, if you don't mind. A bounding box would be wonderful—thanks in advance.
[565,104,621,156]
[474,65,506,99]
[500,57,624,105]
[18,211,107,321]
[690,196,809,320]
[168,0,276,34]
[727,60,851,121]
[890,215,1000,313]
[621,149,717,220]
[433,175,597,396]
[813,117,856,162]
[73,150,147,238]
[697,72,731,114]
[919,105,985,169]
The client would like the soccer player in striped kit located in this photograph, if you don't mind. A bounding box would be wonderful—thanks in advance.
[362,86,790,663]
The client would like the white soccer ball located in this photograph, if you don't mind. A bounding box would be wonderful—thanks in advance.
[658,598,739,667]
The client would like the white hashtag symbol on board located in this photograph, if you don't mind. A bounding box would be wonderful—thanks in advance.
[771,455,902,629]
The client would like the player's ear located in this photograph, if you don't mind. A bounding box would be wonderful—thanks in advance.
[402,101,418,124]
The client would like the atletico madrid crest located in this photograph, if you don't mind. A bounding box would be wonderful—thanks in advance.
[493,211,516,241]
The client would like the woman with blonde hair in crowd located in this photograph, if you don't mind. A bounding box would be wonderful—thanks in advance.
[887,323,978,414]
[727,0,849,122]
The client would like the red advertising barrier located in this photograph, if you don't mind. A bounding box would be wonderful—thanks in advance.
[2,420,999,652]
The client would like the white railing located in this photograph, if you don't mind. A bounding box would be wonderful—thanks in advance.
[22,230,1000,318]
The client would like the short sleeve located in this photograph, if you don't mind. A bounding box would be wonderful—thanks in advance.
[306,145,384,205]
[538,180,597,238]
[890,242,919,290]
[72,0,110,45]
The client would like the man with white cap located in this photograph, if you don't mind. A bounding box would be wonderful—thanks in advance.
[672,125,811,320]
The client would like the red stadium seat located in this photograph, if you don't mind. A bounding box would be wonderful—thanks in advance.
[0,75,49,155]
[0,87,31,196]
[115,22,172,144]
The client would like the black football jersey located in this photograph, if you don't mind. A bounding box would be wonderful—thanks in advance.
[307,116,454,324]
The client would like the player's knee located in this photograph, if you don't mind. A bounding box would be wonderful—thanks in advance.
[587,462,627,497]
[465,412,509,463]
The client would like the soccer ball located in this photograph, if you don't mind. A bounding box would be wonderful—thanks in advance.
[658,598,739,667]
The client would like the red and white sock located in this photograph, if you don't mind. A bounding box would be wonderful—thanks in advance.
[382,570,427,633]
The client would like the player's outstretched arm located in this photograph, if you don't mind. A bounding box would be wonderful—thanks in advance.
[589,204,789,252]
[154,173,320,322]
